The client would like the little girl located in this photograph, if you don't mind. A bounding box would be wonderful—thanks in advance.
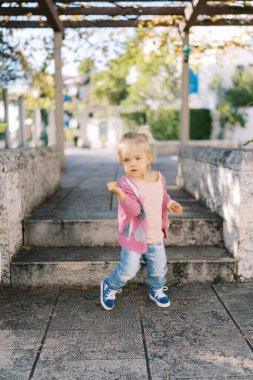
[100,126,183,310]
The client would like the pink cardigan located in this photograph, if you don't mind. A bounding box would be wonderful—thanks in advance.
[116,173,171,253]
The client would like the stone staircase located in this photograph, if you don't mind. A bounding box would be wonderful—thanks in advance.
[10,150,236,288]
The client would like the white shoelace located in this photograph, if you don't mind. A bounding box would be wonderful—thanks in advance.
[105,287,122,300]
[154,286,168,299]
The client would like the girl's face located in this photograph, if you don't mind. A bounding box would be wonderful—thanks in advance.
[119,142,151,179]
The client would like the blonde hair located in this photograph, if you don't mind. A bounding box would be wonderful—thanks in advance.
[118,124,153,160]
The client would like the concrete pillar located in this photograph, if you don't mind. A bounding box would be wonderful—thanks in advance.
[79,110,90,148]
[54,32,65,169]
[34,108,41,147]
[3,88,11,149]
[18,95,27,147]
[180,31,190,145]
[48,109,56,146]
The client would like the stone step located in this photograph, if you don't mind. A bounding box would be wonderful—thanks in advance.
[23,214,223,247]
[23,196,224,247]
[11,246,235,288]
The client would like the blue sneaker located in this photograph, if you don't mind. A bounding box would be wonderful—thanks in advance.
[150,286,170,308]
[100,279,122,310]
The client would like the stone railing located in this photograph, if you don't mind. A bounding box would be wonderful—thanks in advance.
[153,140,240,158]
[0,147,60,285]
[177,145,253,281]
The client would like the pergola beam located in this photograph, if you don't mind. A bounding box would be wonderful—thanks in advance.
[0,6,185,16]
[58,6,185,16]
[1,0,252,29]
[0,19,178,28]
[0,0,191,2]
[179,0,205,33]
[2,17,253,28]
[196,18,253,26]
[2,5,252,18]
[0,7,42,16]
[37,0,63,33]
[64,19,177,28]
[204,5,253,16]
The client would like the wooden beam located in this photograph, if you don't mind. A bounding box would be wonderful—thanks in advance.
[0,7,42,16]
[0,0,191,2]
[63,19,177,28]
[206,0,242,2]
[0,21,50,28]
[196,18,253,26]
[203,5,253,16]
[57,6,185,16]
[3,18,253,29]
[37,0,63,32]
[4,4,251,19]
[0,19,177,28]
[179,0,205,33]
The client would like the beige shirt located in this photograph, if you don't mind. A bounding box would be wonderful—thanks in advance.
[136,175,164,244]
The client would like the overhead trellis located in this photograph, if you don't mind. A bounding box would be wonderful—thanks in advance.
[0,1,253,32]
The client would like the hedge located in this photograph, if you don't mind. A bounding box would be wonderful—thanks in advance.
[121,108,212,140]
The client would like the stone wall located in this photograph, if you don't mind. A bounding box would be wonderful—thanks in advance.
[153,140,240,158]
[0,147,60,285]
[177,146,253,281]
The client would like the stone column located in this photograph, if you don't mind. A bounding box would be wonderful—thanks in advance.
[180,31,190,145]
[18,95,27,147]
[48,109,56,146]
[34,108,41,147]
[54,32,65,169]
[79,109,90,148]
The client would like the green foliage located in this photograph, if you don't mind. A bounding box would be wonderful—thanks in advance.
[243,139,253,146]
[91,66,129,105]
[0,122,7,133]
[0,31,29,88]
[217,102,245,129]
[0,123,7,140]
[25,70,55,110]
[120,111,147,131]
[121,108,212,140]
[190,109,212,139]
[79,59,95,75]
[211,67,253,130]
[148,109,179,140]
[226,67,253,107]
[90,31,180,107]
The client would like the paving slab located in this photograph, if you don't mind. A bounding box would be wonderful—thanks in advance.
[32,287,147,379]
[0,289,58,380]
[32,359,148,380]
[0,350,36,380]
[0,289,58,330]
[139,284,253,379]
[214,283,253,347]
[1,284,253,379]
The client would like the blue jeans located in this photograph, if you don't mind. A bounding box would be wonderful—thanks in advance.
[108,241,167,290]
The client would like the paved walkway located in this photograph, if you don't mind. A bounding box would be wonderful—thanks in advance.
[1,148,253,379]
[1,284,253,379]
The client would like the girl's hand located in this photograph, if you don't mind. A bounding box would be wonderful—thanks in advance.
[107,182,126,200]
[167,201,183,215]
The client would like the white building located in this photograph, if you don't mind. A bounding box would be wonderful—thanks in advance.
[189,27,253,146]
